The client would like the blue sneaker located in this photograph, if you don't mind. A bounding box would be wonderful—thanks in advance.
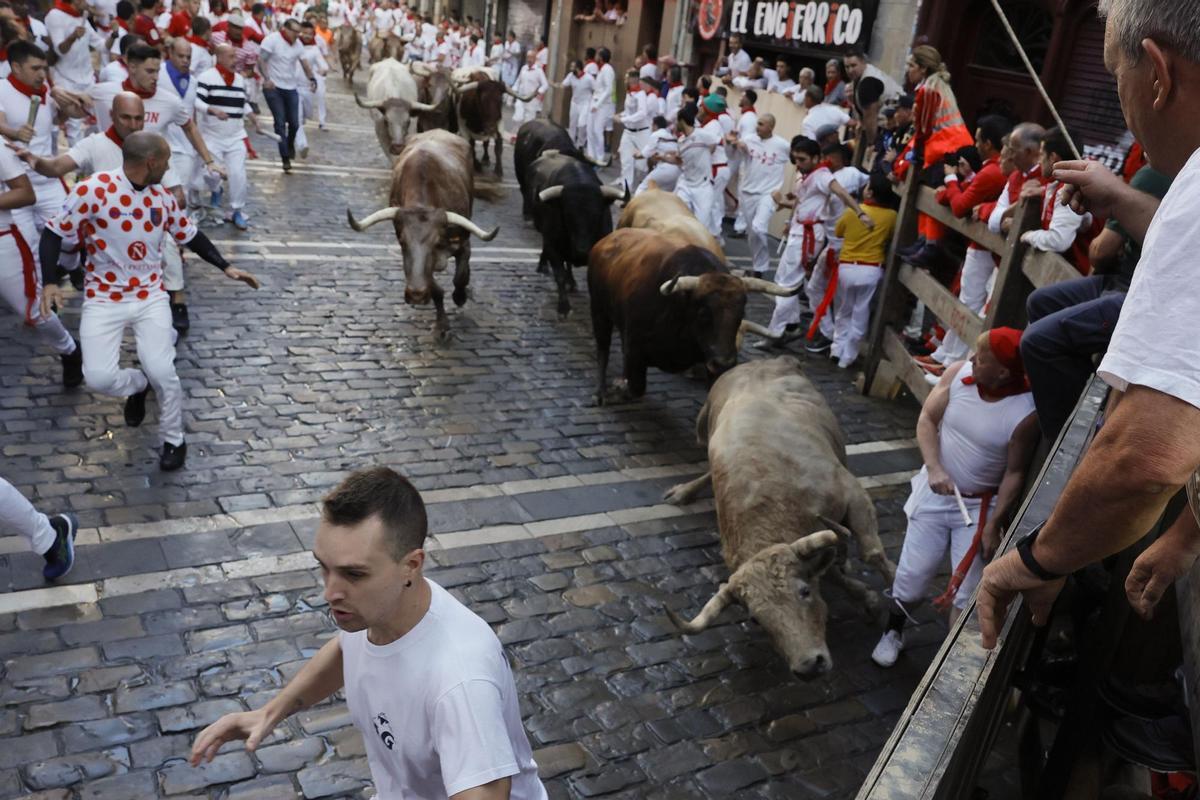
[42,513,77,582]
[210,188,224,209]
[231,210,249,230]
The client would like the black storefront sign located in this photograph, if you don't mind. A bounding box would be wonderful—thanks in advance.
[724,0,878,53]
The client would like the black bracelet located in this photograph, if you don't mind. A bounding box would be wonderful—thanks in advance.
[1017,527,1064,581]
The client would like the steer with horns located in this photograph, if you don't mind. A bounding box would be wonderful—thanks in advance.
[346,130,498,338]
[450,67,535,177]
[586,228,799,405]
[354,59,439,160]
[514,120,609,219]
[663,357,897,680]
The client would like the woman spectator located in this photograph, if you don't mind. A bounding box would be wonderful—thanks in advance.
[824,58,847,106]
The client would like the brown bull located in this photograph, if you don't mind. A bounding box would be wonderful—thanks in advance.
[587,228,798,404]
[663,357,897,680]
[346,130,498,337]
[451,68,533,177]
[617,187,725,260]
[334,25,360,81]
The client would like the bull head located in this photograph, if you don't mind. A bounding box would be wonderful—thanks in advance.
[669,530,840,680]
[355,94,438,155]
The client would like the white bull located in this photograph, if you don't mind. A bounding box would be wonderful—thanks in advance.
[354,58,438,159]
[664,356,897,680]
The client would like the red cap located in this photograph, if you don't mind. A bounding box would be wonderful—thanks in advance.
[987,327,1024,375]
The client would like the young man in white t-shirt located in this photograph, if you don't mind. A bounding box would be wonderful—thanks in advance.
[258,17,317,171]
[191,466,548,800]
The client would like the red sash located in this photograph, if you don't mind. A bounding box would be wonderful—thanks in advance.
[932,488,997,610]
[806,247,839,340]
[0,226,38,324]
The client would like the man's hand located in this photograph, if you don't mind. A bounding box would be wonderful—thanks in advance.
[206,161,227,179]
[40,283,65,317]
[858,211,875,230]
[1018,179,1044,201]
[7,143,36,166]
[977,549,1066,648]
[263,79,275,90]
[226,267,260,288]
[1052,159,1125,217]
[981,519,1001,561]
[310,77,318,91]
[190,708,276,765]
[11,124,34,144]
[927,465,955,495]
[1126,513,1200,620]
[210,108,229,120]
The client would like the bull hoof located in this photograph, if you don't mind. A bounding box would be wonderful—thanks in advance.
[591,391,606,407]
[482,153,491,164]
[663,483,690,506]
[536,262,550,276]
[452,286,468,307]
[556,307,571,322]
[603,384,634,406]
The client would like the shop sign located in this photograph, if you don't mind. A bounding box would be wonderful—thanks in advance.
[726,0,878,50]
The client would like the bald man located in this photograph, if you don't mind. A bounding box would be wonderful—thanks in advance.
[733,113,791,278]
[13,93,147,180]
[39,132,259,472]
[195,44,252,229]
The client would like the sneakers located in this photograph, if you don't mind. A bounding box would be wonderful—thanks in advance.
[282,157,292,173]
[871,629,905,668]
[42,513,78,582]
[231,210,249,230]
[124,386,150,427]
[61,340,83,388]
[210,188,224,209]
[805,333,832,354]
[170,302,190,335]
[160,440,187,471]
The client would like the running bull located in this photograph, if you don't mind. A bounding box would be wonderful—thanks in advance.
[354,58,439,159]
[663,357,897,680]
[586,228,798,404]
[514,119,607,219]
[450,68,534,178]
[346,130,498,337]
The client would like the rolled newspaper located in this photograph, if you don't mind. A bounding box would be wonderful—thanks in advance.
[26,96,40,127]
[952,485,973,528]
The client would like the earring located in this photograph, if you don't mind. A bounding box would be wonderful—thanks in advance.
[405,580,412,588]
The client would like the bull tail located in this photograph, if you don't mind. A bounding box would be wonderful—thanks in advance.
[840,491,895,584]
[472,180,505,202]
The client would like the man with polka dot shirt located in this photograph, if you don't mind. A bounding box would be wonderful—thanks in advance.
[39,132,259,472]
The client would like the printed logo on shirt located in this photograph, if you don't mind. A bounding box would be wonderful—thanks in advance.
[371,712,394,750]
[127,241,147,261]
[150,207,163,226]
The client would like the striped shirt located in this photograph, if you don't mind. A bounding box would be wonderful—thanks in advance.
[195,67,251,145]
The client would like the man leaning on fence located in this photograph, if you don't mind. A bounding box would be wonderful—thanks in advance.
[978,0,1200,646]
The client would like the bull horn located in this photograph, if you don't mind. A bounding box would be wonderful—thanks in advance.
[667,583,735,634]
[790,529,840,557]
[538,185,564,202]
[409,99,439,113]
[738,320,777,339]
[454,81,479,94]
[599,186,625,201]
[540,149,561,157]
[410,61,432,76]
[347,206,400,232]
[354,93,385,109]
[581,151,612,167]
[740,276,804,297]
[504,85,537,102]
[444,211,498,241]
[817,515,854,540]
[660,275,702,296]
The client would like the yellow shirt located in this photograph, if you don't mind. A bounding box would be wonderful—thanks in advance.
[835,204,897,265]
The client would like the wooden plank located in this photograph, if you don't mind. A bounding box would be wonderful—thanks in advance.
[857,377,1109,800]
[881,327,932,405]
[914,186,1008,254]
[863,171,920,396]
[898,263,985,345]
[1023,250,1082,289]
[984,197,1042,330]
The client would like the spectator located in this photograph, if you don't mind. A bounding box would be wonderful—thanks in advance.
[845,46,902,145]
[767,59,796,94]
[718,33,750,79]
[986,122,1046,236]
[797,66,815,92]
[732,57,766,90]
[799,84,849,140]
[824,57,847,105]
[1019,126,1094,270]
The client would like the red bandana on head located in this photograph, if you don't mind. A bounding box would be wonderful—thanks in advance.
[962,326,1031,399]
[122,78,155,99]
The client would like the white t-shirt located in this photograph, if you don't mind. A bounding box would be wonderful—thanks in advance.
[340,580,547,800]
[45,8,98,86]
[0,81,59,183]
[89,81,189,136]
[0,146,25,227]
[677,126,718,185]
[791,166,834,225]
[826,165,869,238]
[739,133,790,195]
[259,31,306,90]
[99,60,128,84]
[800,102,850,140]
[1099,146,1200,409]
[66,129,124,176]
[563,71,593,108]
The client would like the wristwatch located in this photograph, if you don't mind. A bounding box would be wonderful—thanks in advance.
[1016,523,1064,581]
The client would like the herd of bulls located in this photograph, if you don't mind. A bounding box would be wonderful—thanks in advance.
[343,85,898,680]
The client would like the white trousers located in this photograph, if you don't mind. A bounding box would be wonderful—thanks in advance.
[767,227,822,336]
[674,179,713,231]
[635,162,680,195]
[708,164,731,239]
[741,191,776,275]
[729,154,746,232]
[15,178,71,275]
[618,127,650,193]
[80,291,184,446]
[567,102,588,148]
[892,470,992,611]
[208,137,248,211]
[805,245,838,340]
[831,263,884,366]
[0,475,55,555]
[587,102,614,160]
[513,97,543,124]
[0,229,75,354]
[934,247,997,364]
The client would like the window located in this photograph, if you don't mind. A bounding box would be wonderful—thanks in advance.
[970,0,1052,74]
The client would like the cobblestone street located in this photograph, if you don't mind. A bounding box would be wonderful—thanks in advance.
[0,82,944,799]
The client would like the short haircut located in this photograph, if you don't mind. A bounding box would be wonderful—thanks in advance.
[955,144,983,172]
[677,104,697,128]
[644,43,656,59]
[123,130,168,163]
[976,114,1013,152]
[652,114,667,128]
[1042,125,1076,160]
[126,43,161,64]
[251,2,265,12]
[585,46,596,58]
[321,467,429,560]
[805,84,824,103]
[118,33,143,55]
[301,20,315,29]
[1100,0,1200,63]
[790,135,820,157]
[668,64,681,81]
[597,46,610,62]
[7,40,46,65]
[138,0,155,10]
[682,86,699,100]
[870,175,900,209]
[1010,121,1046,152]
[191,15,210,35]
[845,46,867,61]
[283,17,301,30]
[744,88,757,104]
[715,85,727,97]
[116,0,134,18]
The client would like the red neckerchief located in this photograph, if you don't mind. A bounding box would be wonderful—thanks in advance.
[54,0,83,17]
[824,78,840,96]
[7,73,47,100]
[586,58,595,66]
[817,159,833,170]
[647,58,657,64]
[104,126,123,146]
[122,78,155,99]
[216,64,236,85]
[744,106,755,114]
[1040,181,1061,230]
[962,373,1030,399]
[186,34,210,50]
[668,81,682,89]
[0,48,7,61]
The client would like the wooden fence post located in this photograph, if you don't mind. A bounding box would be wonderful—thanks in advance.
[862,170,919,396]
[985,197,1043,330]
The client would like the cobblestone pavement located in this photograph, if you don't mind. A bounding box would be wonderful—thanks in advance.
[0,79,946,799]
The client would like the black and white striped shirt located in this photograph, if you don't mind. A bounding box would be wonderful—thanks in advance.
[195,67,252,144]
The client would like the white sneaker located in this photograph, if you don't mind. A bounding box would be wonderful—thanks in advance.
[871,629,904,668]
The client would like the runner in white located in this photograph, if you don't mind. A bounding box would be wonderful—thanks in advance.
[0,476,78,582]
[195,44,252,229]
[45,0,106,145]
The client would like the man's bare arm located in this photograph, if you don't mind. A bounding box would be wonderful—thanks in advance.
[917,362,962,495]
[451,777,512,800]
